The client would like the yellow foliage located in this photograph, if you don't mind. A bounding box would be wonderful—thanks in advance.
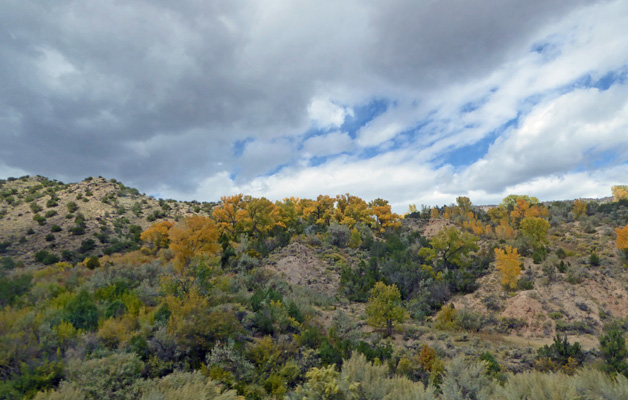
[430,208,440,219]
[397,357,413,376]
[510,198,548,226]
[495,221,517,241]
[616,224,628,251]
[121,292,143,315]
[430,226,479,267]
[166,289,210,349]
[495,245,521,289]
[573,199,588,219]
[336,194,372,227]
[303,194,335,226]
[488,206,509,225]
[140,221,174,250]
[348,228,362,248]
[212,194,250,241]
[55,321,78,344]
[442,206,451,219]
[418,344,437,372]
[519,216,550,247]
[276,197,304,229]
[247,335,284,368]
[98,315,137,348]
[463,218,485,236]
[0,306,33,333]
[420,264,435,277]
[99,250,154,266]
[169,215,220,272]
[370,200,401,232]
[612,185,628,201]
[33,266,62,280]
[244,196,281,237]
[456,196,472,213]
[297,364,358,399]
[54,262,73,270]
[434,304,458,330]
[49,291,74,310]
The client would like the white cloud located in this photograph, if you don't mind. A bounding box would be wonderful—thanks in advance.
[301,131,353,157]
[2,0,628,210]
[455,83,628,192]
[308,99,351,128]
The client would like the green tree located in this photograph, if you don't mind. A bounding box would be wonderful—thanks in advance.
[64,290,99,331]
[536,334,584,374]
[429,226,479,268]
[600,324,628,376]
[519,216,550,249]
[501,194,540,208]
[365,282,407,337]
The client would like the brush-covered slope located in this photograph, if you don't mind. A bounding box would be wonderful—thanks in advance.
[0,175,215,266]
[3,175,628,399]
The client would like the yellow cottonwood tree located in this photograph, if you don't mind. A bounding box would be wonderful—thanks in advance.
[462,217,486,236]
[430,207,440,219]
[488,206,509,226]
[616,224,628,255]
[510,198,548,227]
[276,197,300,229]
[612,185,628,201]
[335,193,371,227]
[244,196,280,237]
[212,194,250,241]
[573,199,588,219]
[169,216,220,272]
[370,198,401,233]
[495,245,521,289]
[302,195,335,226]
[494,222,517,241]
[140,221,174,251]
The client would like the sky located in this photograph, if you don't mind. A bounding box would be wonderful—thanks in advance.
[1,0,628,212]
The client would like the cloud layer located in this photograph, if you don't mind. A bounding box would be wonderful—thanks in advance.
[1,0,627,211]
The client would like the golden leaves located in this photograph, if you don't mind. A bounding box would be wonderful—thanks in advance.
[495,245,521,289]
[169,216,220,272]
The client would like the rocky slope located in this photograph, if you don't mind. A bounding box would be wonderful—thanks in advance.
[0,175,214,266]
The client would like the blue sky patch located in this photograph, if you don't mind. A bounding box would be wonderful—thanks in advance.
[438,135,495,169]
[341,98,390,139]
[233,138,253,158]
[592,68,628,90]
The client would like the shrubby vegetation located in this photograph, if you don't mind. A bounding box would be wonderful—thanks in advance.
[2,179,628,399]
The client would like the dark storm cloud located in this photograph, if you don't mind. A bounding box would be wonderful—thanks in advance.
[0,0,606,199]
[366,0,596,89]
[0,0,318,191]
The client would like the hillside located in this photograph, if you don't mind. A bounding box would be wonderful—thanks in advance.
[3,176,628,399]
[0,176,215,266]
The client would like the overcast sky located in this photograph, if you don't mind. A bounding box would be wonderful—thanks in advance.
[2,1,628,211]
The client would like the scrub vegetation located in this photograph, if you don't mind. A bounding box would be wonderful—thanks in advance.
[2,176,628,399]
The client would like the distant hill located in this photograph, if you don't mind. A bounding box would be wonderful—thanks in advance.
[0,175,215,266]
